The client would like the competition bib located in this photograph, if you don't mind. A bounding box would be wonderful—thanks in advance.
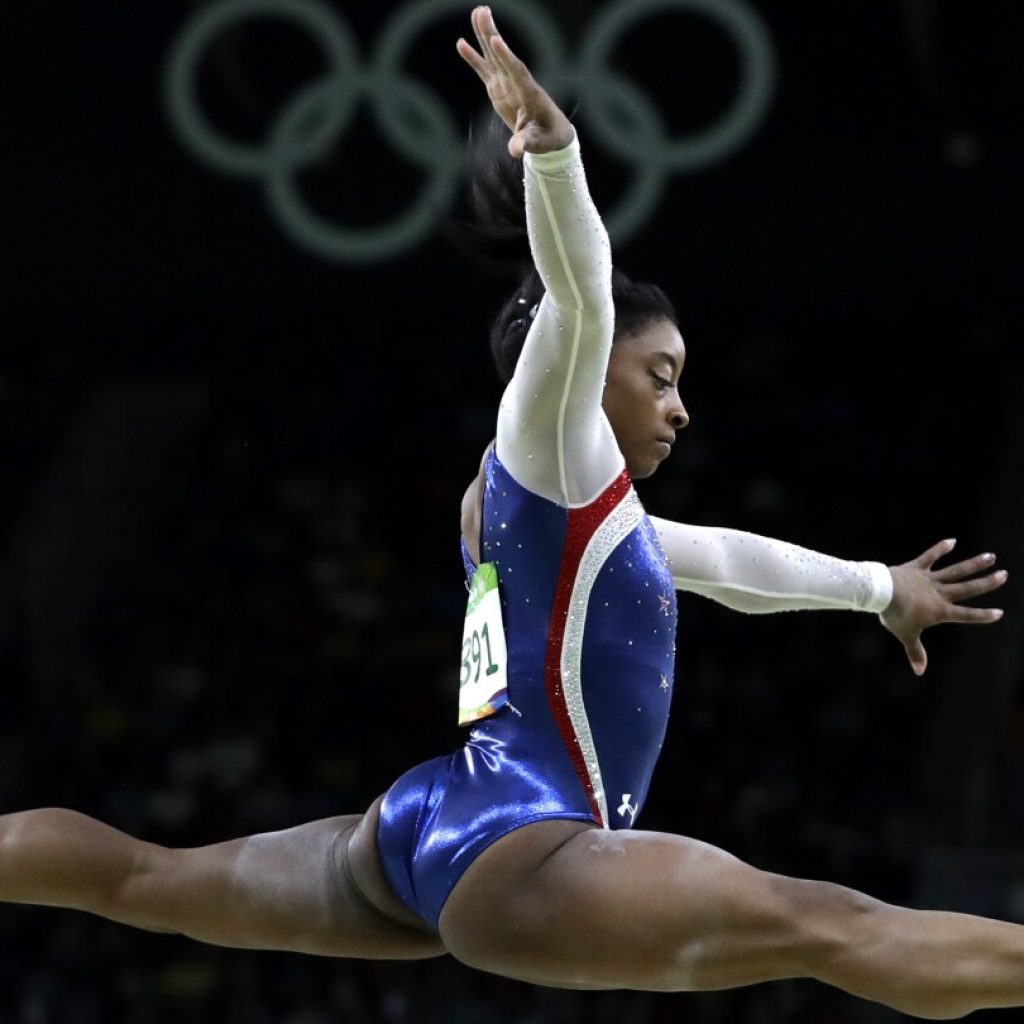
[458,562,509,725]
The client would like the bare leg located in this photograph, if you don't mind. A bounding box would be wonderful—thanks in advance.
[440,822,1024,1019]
[0,799,444,960]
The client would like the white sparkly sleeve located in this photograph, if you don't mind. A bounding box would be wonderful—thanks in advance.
[650,517,894,614]
[495,133,623,507]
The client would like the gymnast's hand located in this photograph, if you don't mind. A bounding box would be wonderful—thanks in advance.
[881,538,1007,676]
[457,5,574,158]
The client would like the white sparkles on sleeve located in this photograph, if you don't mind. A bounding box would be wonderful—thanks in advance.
[495,134,624,507]
[650,517,894,614]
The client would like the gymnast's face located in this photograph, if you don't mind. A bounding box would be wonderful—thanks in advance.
[602,319,689,479]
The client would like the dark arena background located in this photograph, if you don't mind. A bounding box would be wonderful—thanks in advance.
[4,1,1023,1021]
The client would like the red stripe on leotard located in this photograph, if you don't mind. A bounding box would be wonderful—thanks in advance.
[543,470,633,825]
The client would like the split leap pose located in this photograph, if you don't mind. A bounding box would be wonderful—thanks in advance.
[1,8,1015,1019]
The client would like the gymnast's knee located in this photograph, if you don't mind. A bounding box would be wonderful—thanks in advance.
[678,873,885,991]
[762,874,885,976]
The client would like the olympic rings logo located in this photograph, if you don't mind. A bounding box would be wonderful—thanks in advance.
[164,0,776,263]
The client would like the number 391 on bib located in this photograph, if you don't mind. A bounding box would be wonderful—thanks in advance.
[458,562,509,725]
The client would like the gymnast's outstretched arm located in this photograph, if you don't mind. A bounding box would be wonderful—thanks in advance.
[653,517,1006,673]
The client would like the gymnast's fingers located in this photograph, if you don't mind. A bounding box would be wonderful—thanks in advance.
[931,551,999,583]
[941,570,1008,604]
[913,537,958,571]
[489,26,532,88]
[943,603,1005,624]
[456,37,489,81]
[472,6,500,68]
[904,635,928,677]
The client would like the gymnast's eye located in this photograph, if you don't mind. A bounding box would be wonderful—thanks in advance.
[650,372,670,392]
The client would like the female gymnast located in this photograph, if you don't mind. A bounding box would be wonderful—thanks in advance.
[0,7,1016,1019]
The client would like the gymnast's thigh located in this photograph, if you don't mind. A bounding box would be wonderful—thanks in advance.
[438,821,814,992]
[171,796,446,958]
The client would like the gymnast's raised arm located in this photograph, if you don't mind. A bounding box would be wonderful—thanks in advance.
[457,7,621,507]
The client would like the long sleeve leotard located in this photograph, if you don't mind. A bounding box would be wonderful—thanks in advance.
[377,133,892,934]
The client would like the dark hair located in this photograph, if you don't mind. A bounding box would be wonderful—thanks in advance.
[446,114,678,384]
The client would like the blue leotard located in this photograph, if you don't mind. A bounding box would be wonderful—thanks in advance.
[376,134,893,933]
[379,449,676,930]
